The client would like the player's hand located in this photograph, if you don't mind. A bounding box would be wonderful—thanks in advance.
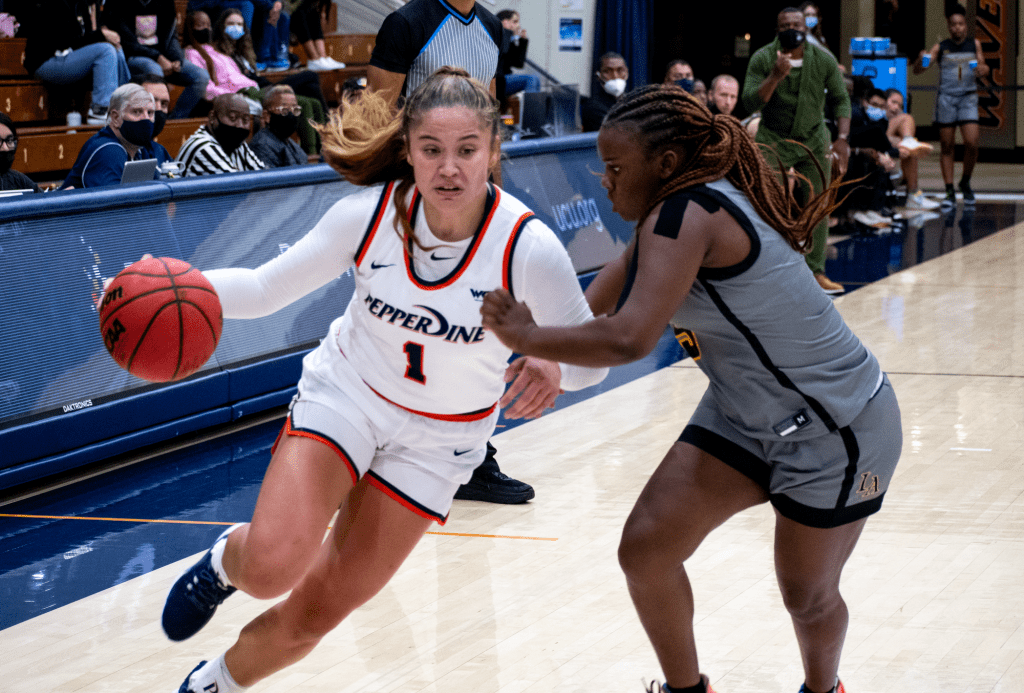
[831,137,850,176]
[480,288,536,353]
[499,357,562,419]
[772,50,792,79]
[96,254,152,308]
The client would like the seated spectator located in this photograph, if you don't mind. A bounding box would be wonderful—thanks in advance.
[691,78,707,104]
[840,86,902,226]
[62,83,158,189]
[581,52,629,132]
[184,9,326,152]
[249,85,306,167]
[290,0,345,71]
[103,0,210,119]
[0,113,42,194]
[496,9,540,103]
[187,0,288,71]
[135,74,175,168]
[22,0,131,124]
[708,74,739,115]
[883,88,937,210]
[663,59,693,85]
[177,92,266,175]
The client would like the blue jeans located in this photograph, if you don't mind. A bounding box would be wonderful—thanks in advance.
[128,57,210,118]
[34,42,131,108]
[256,10,290,63]
[505,73,541,96]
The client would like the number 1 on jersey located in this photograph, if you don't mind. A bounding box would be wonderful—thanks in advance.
[403,341,426,384]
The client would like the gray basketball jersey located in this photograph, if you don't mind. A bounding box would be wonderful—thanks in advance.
[667,179,882,442]
[938,37,977,96]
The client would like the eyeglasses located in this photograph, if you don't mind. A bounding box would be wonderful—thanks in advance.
[269,106,303,116]
[0,135,17,149]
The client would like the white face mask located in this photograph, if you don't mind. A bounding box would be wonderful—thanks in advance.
[788,58,803,68]
[603,78,627,97]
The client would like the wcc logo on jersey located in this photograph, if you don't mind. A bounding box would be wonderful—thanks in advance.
[364,292,486,344]
[673,328,701,360]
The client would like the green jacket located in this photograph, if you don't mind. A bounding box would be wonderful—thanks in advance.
[742,38,850,165]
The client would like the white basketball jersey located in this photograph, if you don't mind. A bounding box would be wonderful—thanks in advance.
[335,182,536,418]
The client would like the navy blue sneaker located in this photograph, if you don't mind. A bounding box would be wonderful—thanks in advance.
[178,661,207,692]
[162,529,237,641]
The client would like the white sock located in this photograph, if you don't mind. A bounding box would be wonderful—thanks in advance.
[188,653,248,692]
[209,523,244,587]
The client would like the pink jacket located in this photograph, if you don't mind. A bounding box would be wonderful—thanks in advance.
[184,45,259,98]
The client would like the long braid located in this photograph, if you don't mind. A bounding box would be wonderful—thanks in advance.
[604,84,840,254]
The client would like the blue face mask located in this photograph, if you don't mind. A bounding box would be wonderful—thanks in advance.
[865,105,887,121]
[224,25,245,40]
[805,15,819,29]
[675,78,694,93]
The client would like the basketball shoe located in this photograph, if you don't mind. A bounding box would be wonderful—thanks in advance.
[162,526,239,641]
[644,675,717,693]
[177,661,207,693]
[798,680,846,693]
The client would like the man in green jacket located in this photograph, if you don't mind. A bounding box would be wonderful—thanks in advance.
[743,7,850,294]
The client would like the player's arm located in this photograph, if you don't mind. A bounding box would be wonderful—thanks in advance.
[973,38,990,77]
[365,65,407,110]
[913,43,939,74]
[583,236,634,317]
[483,202,712,368]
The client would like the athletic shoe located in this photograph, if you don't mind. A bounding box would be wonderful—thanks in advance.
[798,681,845,693]
[85,104,108,126]
[904,191,940,211]
[322,57,346,69]
[306,57,331,71]
[454,445,534,504]
[898,136,933,155]
[959,179,976,205]
[162,527,237,641]
[265,59,290,72]
[178,661,207,693]
[852,210,892,229]
[940,188,956,209]
[814,273,845,295]
[255,61,267,72]
[644,675,717,693]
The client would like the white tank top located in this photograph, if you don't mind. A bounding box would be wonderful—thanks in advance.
[336,182,536,418]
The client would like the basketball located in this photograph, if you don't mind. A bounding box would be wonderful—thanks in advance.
[99,257,223,383]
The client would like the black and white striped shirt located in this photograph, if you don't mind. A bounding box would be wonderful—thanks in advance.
[369,0,503,97]
[176,126,266,177]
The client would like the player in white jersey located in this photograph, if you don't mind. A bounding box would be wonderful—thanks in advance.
[483,85,901,693]
[163,67,607,693]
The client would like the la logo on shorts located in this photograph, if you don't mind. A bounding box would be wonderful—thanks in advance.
[856,471,881,499]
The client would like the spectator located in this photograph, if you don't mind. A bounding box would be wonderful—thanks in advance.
[186,0,289,71]
[581,52,629,132]
[62,83,157,189]
[135,74,176,168]
[187,1,256,31]
[176,92,266,175]
[289,0,345,71]
[691,78,707,104]
[366,0,504,108]
[662,59,693,85]
[914,4,989,208]
[708,74,739,115]
[841,86,902,227]
[249,84,306,167]
[366,0,538,506]
[496,9,539,103]
[184,9,326,153]
[102,0,210,119]
[742,7,850,295]
[800,1,836,60]
[0,112,42,194]
[22,0,131,124]
[883,88,937,211]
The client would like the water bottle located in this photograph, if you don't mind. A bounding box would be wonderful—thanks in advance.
[66,111,82,133]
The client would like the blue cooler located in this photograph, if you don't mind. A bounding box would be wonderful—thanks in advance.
[851,55,909,108]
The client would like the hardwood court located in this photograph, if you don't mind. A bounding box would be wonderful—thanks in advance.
[1,222,1023,693]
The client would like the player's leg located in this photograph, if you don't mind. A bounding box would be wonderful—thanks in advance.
[774,513,867,693]
[221,479,433,686]
[959,119,980,203]
[619,438,768,688]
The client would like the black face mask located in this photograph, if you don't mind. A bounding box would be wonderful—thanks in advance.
[268,112,299,140]
[674,78,694,94]
[778,28,806,50]
[152,110,167,138]
[193,28,212,44]
[212,120,251,153]
[119,117,154,147]
[0,149,15,175]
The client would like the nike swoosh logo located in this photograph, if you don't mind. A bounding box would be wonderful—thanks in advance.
[370,261,395,269]
[431,252,457,261]
[453,449,473,456]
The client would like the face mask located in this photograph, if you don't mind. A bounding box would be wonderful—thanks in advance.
[603,78,626,97]
[119,117,154,146]
[193,28,212,44]
[865,105,886,121]
[0,149,15,174]
[674,78,694,93]
[152,110,167,138]
[778,28,806,50]
[268,112,299,140]
[213,121,250,152]
[804,15,818,29]
[788,58,803,68]
[224,25,245,40]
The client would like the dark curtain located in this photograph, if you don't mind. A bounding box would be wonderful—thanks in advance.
[592,0,653,90]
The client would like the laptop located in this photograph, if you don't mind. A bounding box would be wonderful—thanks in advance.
[121,158,159,185]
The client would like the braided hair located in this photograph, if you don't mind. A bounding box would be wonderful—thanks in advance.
[603,84,840,254]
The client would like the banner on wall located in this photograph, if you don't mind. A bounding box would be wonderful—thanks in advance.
[976,0,1018,149]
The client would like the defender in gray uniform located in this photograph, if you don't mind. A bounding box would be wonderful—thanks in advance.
[481,84,902,693]
[914,4,990,207]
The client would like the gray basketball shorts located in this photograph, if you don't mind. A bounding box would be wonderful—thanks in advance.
[679,375,901,528]
[935,91,978,126]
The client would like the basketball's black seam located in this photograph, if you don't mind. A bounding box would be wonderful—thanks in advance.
[100,286,217,326]
[161,257,186,381]
[177,299,221,355]
[125,301,178,374]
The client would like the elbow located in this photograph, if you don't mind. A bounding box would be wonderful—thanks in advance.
[610,332,657,364]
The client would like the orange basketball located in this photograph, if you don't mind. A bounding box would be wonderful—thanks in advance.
[98,257,222,382]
